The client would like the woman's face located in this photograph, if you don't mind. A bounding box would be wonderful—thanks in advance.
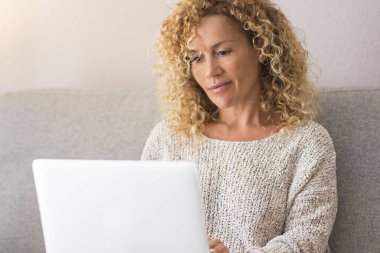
[188,15,261,110]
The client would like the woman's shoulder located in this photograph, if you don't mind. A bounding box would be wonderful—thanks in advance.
[148,120,171,135]
[297,121,332,139]
[292,121,335,155]
[148,120,167,134]
[141,121,176,160]
[146,120,180,142]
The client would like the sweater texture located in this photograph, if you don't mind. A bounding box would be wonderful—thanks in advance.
[141,121,337,253]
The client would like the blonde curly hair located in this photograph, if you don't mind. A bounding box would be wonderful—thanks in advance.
[155,0,317,137]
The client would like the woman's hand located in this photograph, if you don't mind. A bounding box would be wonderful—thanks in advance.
[208,238,230,253]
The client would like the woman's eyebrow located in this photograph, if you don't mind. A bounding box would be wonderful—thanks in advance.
[211,40,234,50]
[187,40,235,55]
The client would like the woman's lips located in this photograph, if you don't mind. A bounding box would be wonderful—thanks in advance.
[209,82,231,94]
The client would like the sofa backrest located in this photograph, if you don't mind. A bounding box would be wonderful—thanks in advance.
[0,87,379,253]
[318,88,380,253]
[0,88,160,253]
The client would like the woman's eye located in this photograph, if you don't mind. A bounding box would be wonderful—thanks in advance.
[191,55,204,64]
[217,50,231,56]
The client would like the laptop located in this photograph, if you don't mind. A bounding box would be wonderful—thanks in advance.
[33,159,210,253]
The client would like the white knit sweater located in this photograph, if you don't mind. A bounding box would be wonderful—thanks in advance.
[141,121,337,253]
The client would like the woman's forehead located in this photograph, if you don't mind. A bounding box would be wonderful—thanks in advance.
[186,15,245,50]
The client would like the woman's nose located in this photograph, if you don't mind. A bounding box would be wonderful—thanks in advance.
[205,58,223,78]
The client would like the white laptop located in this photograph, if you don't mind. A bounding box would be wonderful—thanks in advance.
[33,159,210,253]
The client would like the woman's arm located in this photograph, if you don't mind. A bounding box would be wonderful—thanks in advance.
[140,122,165,160]
[246,130,338,253]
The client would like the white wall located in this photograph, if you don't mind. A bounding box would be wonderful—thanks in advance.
[1,0,379,94]
[274,0,380,88]
[0,0,174,94]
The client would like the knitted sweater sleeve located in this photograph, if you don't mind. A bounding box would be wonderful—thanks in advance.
[140,122,164,160]
[246,127,338,253]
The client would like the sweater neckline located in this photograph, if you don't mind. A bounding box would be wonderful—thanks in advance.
[200,130,282,144]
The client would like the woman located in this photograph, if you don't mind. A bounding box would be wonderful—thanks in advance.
[141,0,337,252]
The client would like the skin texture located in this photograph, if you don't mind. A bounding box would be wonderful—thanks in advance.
[189,15,261,112]
[189,15,278,142]
[208,238,229,253]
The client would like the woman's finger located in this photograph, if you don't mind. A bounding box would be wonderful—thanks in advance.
[208,238,229,253]
[208,238,222,248]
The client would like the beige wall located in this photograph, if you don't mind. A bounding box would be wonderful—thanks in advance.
[1,0,380,94]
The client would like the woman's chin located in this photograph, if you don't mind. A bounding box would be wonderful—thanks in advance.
[210,99,233,111]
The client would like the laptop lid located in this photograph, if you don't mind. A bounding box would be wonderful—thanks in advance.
[33,159,209,253]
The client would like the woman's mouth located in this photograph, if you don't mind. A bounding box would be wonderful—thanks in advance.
[209,82,232,94]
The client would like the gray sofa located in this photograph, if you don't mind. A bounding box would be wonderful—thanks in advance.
[0,87,379,253]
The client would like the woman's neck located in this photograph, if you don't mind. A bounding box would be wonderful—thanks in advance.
[218,105,267,128]
[205,105,279,142]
